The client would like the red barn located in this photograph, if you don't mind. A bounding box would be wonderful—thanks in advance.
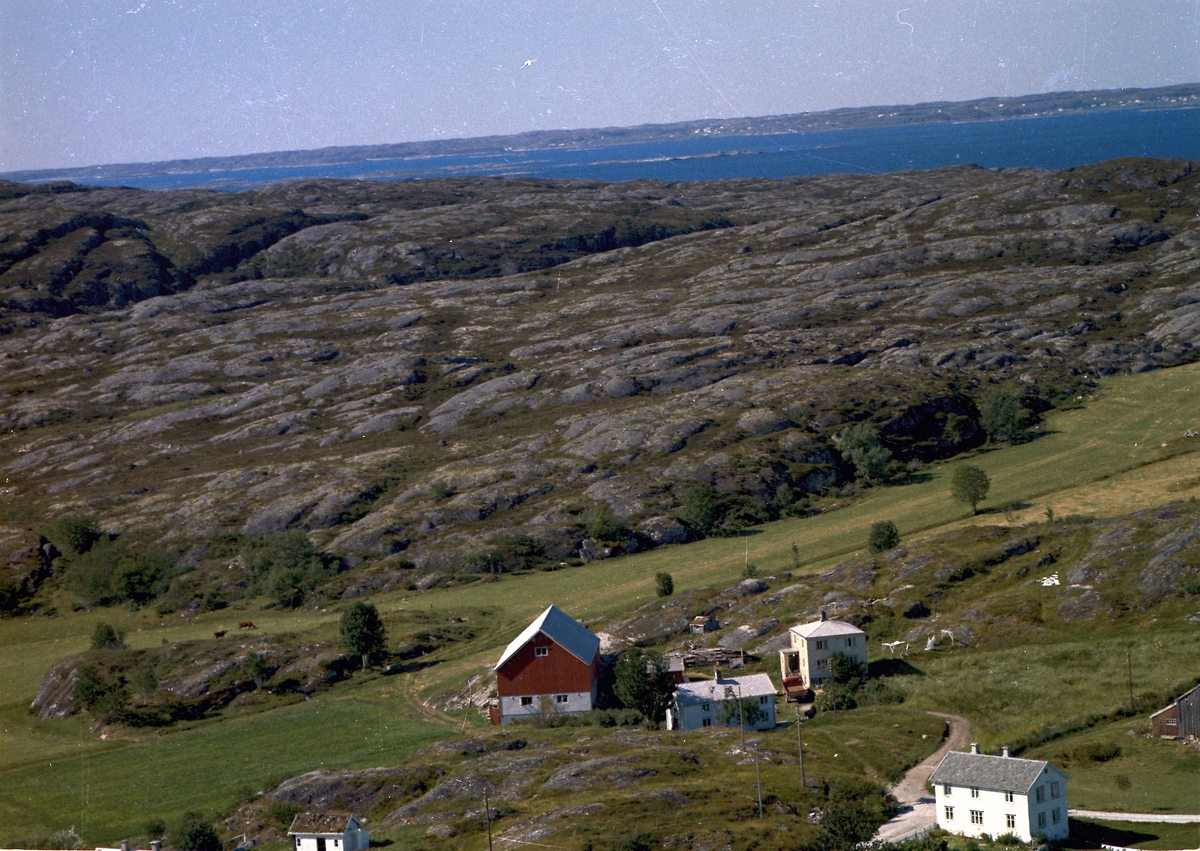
[493,605,600,725]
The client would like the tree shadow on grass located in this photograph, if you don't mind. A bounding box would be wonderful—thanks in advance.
[868,658,925,678]
[1063,818,1161,850]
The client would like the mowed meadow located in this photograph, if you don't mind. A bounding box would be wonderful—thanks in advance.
[1,360,1199,843]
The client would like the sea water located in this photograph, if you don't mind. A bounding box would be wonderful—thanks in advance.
[31,106,1200,191]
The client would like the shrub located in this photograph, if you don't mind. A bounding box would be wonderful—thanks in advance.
[495,534,546,570]
[582,504,630,540]
[144,819,167,841]
[613,648,675,723]
[677,483,718,535]
[266,801,303,827]
[868,521,900,554]
[840,423,895,483]
[245,531,333,608]
[814,682,858,712]
[979,387,1028,443]
[1184,578,1200,596]
[170,811,220,851]
[91,621,125,650]
[52,515,103,557]
[829,652,864,685]
[461,549,506,574]
[72,663,129,715]
[48,827,84,850]
[742,562,758,579]
[655,571,674,597]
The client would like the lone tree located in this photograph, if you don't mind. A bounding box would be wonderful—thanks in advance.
[978,387,1027,443]
[613,647,676,723]
[867,521,900,554]
[677,483,718,535]
[655,571,674,597]
[951,464,991,515]
[340,601,388,669]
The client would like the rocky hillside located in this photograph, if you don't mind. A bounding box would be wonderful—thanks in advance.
[2,158,1199,606]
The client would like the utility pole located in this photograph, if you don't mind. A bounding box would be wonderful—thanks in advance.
[795,705,806,788]
[754,741,763,819]
[1127,650,1135,715]
[484,790,493,851]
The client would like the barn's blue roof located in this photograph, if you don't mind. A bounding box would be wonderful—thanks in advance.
[495,605,600,670]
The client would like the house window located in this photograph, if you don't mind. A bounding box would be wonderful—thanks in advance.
[1052,809,1061,824]
[759,695,770,705]
[520,696,533,706]
[1037,813,1046,829]
[847,637,853,647]
[701,702,710,712]
[534,646,548,657]
[815,640,826,650]
[1035,785,1045,803]
[970,787,980,798]
[943,785,952,795]
[971,811,984,826]
[555,694,569,704]
[1006,814,1016,829]
[944,806,954,821]
[295,841,301,849]
[1050,781,1060,798]
[1004,791,1014,803]
[701,718,712,727]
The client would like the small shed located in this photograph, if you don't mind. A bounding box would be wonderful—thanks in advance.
[689,615,719,634]
[288,814,368,851]
[1151,683,1200,739]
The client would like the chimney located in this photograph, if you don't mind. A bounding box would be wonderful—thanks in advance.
[1001,745,1011,758]
[714,668,721,684]
[970,742,980,754]
[152,842,161,851]
[120,841,130,851]
[820,610,827,622]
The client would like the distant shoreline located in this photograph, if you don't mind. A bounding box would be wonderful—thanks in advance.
[5,82,1198,185]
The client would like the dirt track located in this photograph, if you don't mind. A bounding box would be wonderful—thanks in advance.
[873,712,973,843]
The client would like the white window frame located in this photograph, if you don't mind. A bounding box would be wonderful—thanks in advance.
[944,806,954,821]
[534,646,549,657]
[1004,791,1014,803]
[944,784,952,795]
[520,696,533,706]
[971,810,984,826]
[555,693,569,704]
[1006,814,1016,829]
[970,787,980,798]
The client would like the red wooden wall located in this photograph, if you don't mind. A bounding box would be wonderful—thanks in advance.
[496,633,597,696]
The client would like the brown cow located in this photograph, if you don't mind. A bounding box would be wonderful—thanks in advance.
[239,621,257,630]
[214,630,227,639]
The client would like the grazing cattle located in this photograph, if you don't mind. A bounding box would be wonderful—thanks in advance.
[214,630,227,639]
[239,621,257,630]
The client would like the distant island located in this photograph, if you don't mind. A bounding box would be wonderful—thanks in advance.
[5,81,1199,185]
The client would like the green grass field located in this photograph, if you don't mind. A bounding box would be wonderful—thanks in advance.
[3,362,1200,844]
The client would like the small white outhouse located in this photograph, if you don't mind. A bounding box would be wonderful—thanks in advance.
[288,813,369,851]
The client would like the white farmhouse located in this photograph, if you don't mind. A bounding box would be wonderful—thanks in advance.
[930,745,1069,842]
[288,814,369,851]
[779,612,866,689]
[667,671,777,732]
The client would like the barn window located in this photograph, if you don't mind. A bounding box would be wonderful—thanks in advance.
[555,694,568,703]
[520,696,533,706]
[535,647,549,657]
[1166,718,1178,727]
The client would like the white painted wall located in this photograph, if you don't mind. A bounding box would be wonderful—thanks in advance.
[795,633,866,687]
[934,776,1067,843]
[292,830,368,851]
[499,690,593,724]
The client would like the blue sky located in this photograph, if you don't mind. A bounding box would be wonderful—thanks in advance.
[2,0,1198,172]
